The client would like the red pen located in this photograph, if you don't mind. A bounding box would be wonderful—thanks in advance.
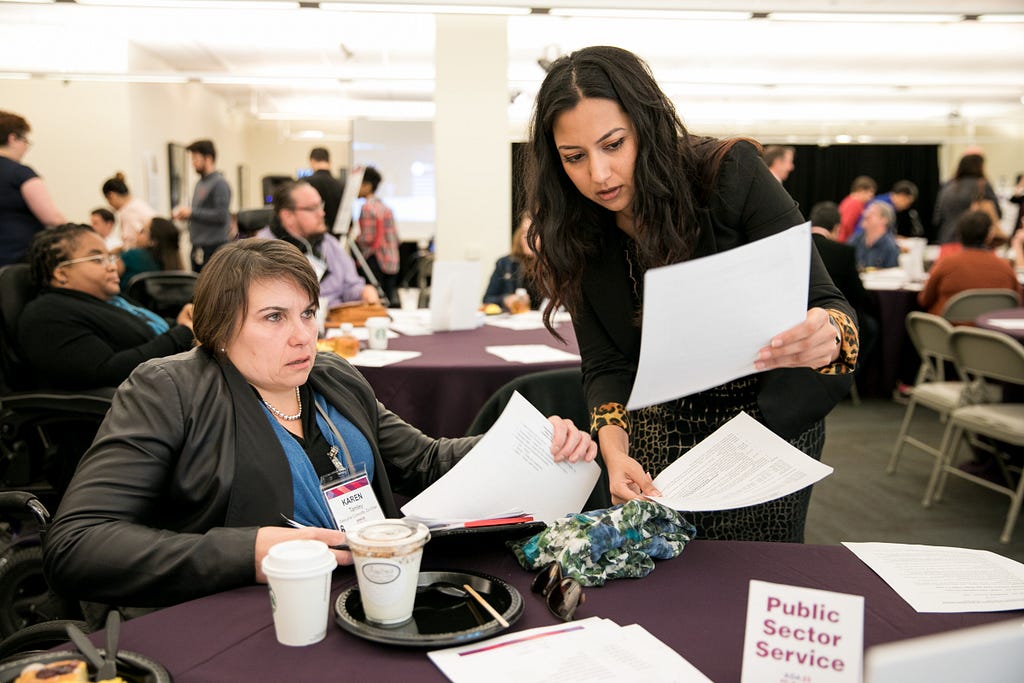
[462,516,534,528]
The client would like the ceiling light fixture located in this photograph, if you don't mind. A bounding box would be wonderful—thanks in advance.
[42,72,191,83]
[768,12,964,23]
[976,14,1024,23]
[547,8,750,21]
[319,2,530,15]
[73,0,299,8]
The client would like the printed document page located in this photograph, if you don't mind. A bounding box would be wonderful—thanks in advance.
[428,617,713,683]
[843,542,1024,613]
[646,411,833,511]
[401,391,600,525]
[627,222,810,410]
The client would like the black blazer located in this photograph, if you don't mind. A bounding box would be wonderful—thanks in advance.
[811,232,867,314]
[573,141,854,439]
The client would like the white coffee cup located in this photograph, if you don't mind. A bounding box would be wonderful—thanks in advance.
[365,316,390,350]
[346,520,430,626]
[261,539,338,646]
[397,287,420,312]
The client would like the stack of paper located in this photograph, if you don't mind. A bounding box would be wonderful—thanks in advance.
[428,617,712,683]
[401,392,599,525]
[485,345,581,364]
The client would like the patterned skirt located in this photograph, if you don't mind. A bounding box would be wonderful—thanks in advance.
[630,376,824,543]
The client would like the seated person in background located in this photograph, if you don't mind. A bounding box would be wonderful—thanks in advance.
[257,180,379,307]
[917,210,1020,316]
[42,239,596,615]
[850,202,899,270]
[850,180,920,241]
[102,172,156,250]
[836,175,876,243]
[17,224,194,390]
[89,207,122,253]
[810,201,877,358]
[119,216,183,290]
[483,213,542,311]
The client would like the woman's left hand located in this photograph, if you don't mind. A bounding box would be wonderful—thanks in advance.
[547,416,598,464]
[754,307,840,371]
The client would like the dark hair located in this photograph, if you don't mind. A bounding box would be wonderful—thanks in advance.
[101,172,130,197]
[891,180,918,199]
[956,210,992,247]
[90,208,115,224]
[362,166,382,192]
[0,110,29,145]
[763,146,794,167]
[271,180,312,216]
[27,223,95,289]
[953,153,985,181]
[310,147,329,163]
[526,45,745,332]
[850,175,877,193]
[809,201,840,231]
[186,139,216,160]
[147,217,183,271]
[192,240,319,355]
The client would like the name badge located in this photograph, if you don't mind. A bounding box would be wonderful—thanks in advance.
[307,253,327,282]
[322,472,385,530]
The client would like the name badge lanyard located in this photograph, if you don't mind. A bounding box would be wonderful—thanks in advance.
[315,400,385,529]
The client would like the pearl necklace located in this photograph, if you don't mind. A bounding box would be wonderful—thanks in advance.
[262,387,302,421]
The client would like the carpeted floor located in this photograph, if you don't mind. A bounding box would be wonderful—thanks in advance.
[806,395,1024,564]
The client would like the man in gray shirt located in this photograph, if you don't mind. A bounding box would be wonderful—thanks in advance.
[172,139,231,272]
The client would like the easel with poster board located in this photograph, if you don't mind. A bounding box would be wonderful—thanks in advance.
[332,166,388,306]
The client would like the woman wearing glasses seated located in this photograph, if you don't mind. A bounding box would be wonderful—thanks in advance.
[43,239,596,620]
[17,223,195,390]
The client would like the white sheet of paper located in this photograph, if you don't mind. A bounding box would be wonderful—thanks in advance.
[483,312,548,330]
[387,309,434,336]
[646,411,833,511]
[627,222,810,410]
[485,345,581,364]
[430,260,483,331]
[400,392,600,524]
[325,326,397,342]
[842,542,1024,613]
[741,580,863,683]
[428,617,713,683]
[985,318,1024,330]
[348,349,422,367]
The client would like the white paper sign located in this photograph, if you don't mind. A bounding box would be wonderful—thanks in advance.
[429,260,484,331]
[741,580,864,683]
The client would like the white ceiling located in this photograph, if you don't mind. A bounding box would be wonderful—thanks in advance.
[2,0,1023,136]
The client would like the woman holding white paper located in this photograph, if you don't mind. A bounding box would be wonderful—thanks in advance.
[44,239,595,621]
[527,46,858,542]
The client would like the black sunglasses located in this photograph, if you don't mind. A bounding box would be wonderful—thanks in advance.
[531,562,585,621]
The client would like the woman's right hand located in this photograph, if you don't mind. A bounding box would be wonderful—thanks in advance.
[598,425,660,504]
[255,526,352,583]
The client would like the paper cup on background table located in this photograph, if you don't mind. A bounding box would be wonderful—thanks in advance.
[365,316,390,350]
[398,288,420,311]
[261,540,337,646]
[346,520,430,626]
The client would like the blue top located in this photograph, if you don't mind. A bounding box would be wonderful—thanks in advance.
[107,295,170,334]
[851,230,900,269]
[120,248,161,291]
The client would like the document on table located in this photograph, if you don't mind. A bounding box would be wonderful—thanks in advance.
[428,617,713,683]
[400,391,600,525]
[984,318,1024,330]
[645,411,833,511]
[347,349,421,367]
[843,542,1024,613]
[485,345,581,363]
[627,222,810,410]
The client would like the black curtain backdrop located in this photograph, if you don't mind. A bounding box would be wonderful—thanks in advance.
[512,142,942,242]
[782,144,941,242]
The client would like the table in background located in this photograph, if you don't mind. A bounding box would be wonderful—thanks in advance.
[859,281,922,397]
[976,308,1024,342]
[354,320,579,438]
[99,539,1018,683]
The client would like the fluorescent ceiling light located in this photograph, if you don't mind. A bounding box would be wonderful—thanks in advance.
[42,72,190,84]
[319,2,530,15]
[0,0,55,4]
[74,0,298,9]
[199,75,340,87]
[769,12,964,23]
[976,14,1024,23]
[0,72,32,80]
[548,9,749,21]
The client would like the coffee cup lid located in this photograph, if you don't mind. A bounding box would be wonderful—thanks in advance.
[365,316,390,327]
[345,520,429,549]
[262,539,337,577]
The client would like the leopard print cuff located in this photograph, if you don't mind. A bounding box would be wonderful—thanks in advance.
[590,402,630,437]
[818,309,859,375]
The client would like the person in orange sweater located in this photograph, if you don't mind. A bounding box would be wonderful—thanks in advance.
[917,210,1020,315]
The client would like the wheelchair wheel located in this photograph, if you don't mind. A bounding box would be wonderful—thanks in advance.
[0,546,49,638]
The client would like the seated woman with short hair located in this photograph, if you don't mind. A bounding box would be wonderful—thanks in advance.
[17,223,195,390]
[43,239,595,615]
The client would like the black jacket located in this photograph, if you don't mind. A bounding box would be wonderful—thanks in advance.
[43,349,477,607]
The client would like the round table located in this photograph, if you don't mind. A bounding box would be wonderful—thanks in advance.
[975,308,1024,342]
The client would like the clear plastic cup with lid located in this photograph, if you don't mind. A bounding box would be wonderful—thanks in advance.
[346,520,431,626]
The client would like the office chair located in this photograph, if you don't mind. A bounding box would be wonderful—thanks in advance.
[940,288,1020,326]
[235,208,274,238]
[0,265,113,508]
[466,367,610,511]
[124,270,199,320]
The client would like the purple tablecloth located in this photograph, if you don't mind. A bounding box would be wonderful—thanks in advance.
[95,539,1017,683]
[976,308,1024,342]
[859,288,922,397]
[355,321,579,437]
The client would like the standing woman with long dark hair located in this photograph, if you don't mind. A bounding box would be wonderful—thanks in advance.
[0,110,65,265]
[527,46,858,542]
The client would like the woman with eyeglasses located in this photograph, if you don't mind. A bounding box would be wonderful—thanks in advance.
[0,110,66,266]
[17,224,194,390]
